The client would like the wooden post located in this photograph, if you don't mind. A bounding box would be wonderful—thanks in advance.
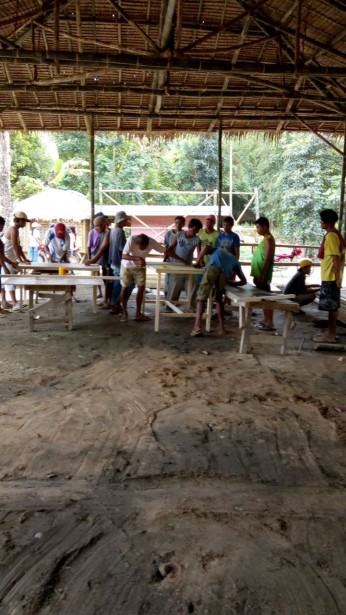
[229,138,233,216]
[217,120,223,231]
[81,218,90,254]
[90,115,95,224]
[339,121,346,239]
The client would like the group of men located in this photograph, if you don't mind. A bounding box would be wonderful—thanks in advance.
[0,207,344,343]
[0,213,80,312]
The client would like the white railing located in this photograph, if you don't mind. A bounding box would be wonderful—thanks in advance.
[99,186,259,224]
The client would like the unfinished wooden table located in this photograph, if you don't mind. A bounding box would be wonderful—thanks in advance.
[17,263,101,313]
[1,276,108,331]
[152,263,212,333]
[225,283,299,355]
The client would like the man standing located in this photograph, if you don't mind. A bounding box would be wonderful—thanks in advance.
[163,215,185,298]
[250,216,276,330]
[313,209,345,343]
[85,216,112,308]
[3,211,31,311]
[28,222,42,262]
[197,214,219,265]
[166,218,203,304]
[0,216,19,313]
[108,211,131,314]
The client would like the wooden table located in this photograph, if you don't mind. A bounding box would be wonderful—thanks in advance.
[1,276,108,332]
[17,263,101,313]
[225,283,299,355]
[152,262,212,333]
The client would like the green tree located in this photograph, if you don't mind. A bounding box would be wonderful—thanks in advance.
[10,132,54,202]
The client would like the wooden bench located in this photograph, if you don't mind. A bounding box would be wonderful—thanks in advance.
[225,284,299,355]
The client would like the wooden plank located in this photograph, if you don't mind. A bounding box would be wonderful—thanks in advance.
[225,283,295,303]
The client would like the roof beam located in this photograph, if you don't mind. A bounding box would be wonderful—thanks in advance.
[1,48,346,77]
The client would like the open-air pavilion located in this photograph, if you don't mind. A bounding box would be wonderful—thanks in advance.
[0,2,346,614]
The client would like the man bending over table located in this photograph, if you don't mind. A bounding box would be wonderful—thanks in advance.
[191,247,247,337]
[120,233,166,322]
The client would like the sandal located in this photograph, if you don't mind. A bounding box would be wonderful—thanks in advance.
[312,333,338,343]
[190,329,203,337]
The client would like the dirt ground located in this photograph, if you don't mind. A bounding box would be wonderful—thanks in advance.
[0,284,346,615]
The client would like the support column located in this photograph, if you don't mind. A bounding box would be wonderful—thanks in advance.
[217,120,223,231]
[229,138,233,216]
[339,121,346,239]
[90,115,95,224]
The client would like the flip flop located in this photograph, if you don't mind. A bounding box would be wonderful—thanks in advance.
[190,329,203,337]
[135,315,151,322]
[120,315,128,323]
[312,334,338,343]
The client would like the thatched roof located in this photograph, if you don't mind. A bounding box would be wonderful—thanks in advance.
[0,1,345,135]
[15,188,91,220]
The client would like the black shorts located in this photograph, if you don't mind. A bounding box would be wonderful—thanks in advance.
[253,277,271,292]
[102,265,113,286]
[319,281,340,312]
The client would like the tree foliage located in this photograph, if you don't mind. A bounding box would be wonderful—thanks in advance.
[10,132,54,202]
[8,130,344,243]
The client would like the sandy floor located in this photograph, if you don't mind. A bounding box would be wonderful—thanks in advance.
[0,284,346,615]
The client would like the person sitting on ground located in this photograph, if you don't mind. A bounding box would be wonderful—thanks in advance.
[3,211,31,311]
[0,216,19,314]
[163,215,186,297]
[165,218,203,305]
[44,222,70,263]
[85,216,112,309]
[108,210,133,315]
[216,216,240,258]
[197,214,219,265]
[284,258,320,309]
[313,208,345,344]
[191,246,247,337]
[250,216,276,330]
[120,233,166,322]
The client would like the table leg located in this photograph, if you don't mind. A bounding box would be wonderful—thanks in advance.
[281,312,292,355]
[239,305,245,328]
[239,306,252,354]
[206,289,213,332]
[65,290,73,330]
[29,290,34,332]
[186,274,193,311]
[154,271,161,332]
[92,285,97,314]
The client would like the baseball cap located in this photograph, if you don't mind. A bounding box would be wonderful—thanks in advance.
[115,211,129,223]
[14,211,30,221]
[55,222,66,238]
[205,214,216,222]
[298,258,313,268]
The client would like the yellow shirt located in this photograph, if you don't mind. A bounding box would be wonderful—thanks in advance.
[198,229,219,264]
[321,231,344,282]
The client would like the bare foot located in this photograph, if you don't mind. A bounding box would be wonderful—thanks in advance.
[217,326,226,336]
[135,314,151,322]
[120,313,128,323]
[98,302,110,309]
